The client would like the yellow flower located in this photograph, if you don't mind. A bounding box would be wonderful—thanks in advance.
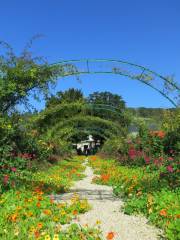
[53,216,59,222]
[53,234,59,240]
[27,211,33,217]
[45,235,51,240]
[96,220,101,225]
[60,210,66,216]
[16,206,22,211]
[14,227,19,236]
[41,231,47,236]
[29,226,35,234]
[80,203,86,209]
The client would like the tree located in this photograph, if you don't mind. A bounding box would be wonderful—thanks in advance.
[46,88,84,107]
[87,91,125,109]
[86,91,128,126]
[0,37,63,114]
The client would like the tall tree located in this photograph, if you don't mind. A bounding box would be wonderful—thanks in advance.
[86,91,128,126]
[0,37,63,114]
[46,88,84,107]
[87,91,125,110]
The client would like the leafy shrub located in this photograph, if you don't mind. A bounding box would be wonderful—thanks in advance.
[162,109,180,155]
[101,137,127,157]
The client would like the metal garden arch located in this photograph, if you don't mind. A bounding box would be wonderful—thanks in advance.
[52,59,180,107]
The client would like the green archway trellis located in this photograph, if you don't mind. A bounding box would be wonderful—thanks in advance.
[52,59,180,107]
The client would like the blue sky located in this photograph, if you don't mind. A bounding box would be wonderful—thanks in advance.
[1,0,180,109]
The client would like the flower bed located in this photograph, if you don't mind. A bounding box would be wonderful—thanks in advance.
[89,156,180,240]
[0,156,102,240]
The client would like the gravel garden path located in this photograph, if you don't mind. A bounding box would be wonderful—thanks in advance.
[55,159,161,240]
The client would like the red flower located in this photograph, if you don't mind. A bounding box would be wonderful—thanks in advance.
[34,230,40,238]
[167,165,173,173]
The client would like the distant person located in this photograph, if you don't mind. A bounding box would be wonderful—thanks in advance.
[84,145,88,156]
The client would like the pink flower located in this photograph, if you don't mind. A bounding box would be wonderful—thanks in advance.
[128,148,136,160]
[11,167,17,172]
[144,156,150,164]
[137,150,143,157]
[154,159,160,166]
[3,175,9,185]
[168,157,173,161]
[167,165,173,173]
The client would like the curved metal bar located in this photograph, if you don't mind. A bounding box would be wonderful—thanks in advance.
[60,71,178,107]
[50,59,179,107]
[51,58,180,91]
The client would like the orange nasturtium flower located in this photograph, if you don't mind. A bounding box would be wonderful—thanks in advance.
[34,230,40,238]
[37,223,43,229]
[37,195,43,201]
[73,210,78,215]
[43,209,52,215]
[36,202,41,208]
[159,209,167,217]
[150,130,165,138]
[10,213,18,222]
[101,174,110,182]
[106,231,115,240]
[91,156,97,161]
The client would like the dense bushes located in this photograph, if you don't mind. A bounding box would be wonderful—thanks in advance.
[101,109,180,187]
[97,109,180,239]
[0,112,73,193]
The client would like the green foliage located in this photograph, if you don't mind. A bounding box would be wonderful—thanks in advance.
[101,137,127,157]
[162,109,180,154]
[58,223,102,240]
[36,90,129,145]
[87,91,125,109]
[46,88,84,108]
[89,157,180,240]
[0,38,63,114]
[0,157,103,239]
[48,115,126,143]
